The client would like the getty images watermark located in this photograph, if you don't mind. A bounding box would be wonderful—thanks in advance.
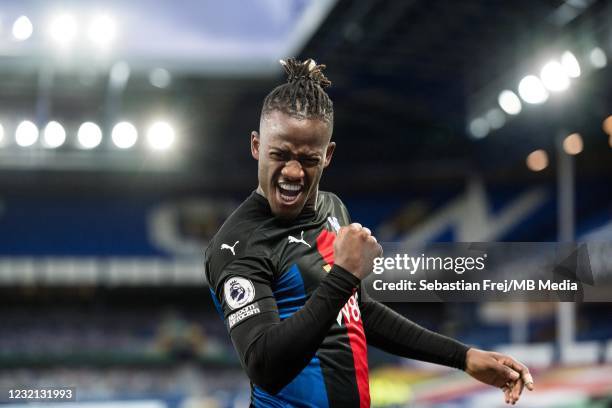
[363,242,612,302]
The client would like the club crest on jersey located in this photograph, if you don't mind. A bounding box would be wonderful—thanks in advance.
[224,277,255,310]
[328,216,340,232]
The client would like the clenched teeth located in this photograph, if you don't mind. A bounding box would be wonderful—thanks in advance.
[279,183,302,191]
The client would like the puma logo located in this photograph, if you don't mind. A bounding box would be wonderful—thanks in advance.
[221,241,239,256]
[288,231,311,248]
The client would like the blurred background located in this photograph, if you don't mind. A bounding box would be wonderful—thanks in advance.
[0,0,611,407]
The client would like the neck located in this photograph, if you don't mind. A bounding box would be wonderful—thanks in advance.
[306,188,319,211]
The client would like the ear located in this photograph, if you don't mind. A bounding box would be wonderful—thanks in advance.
[251,131,260,160]
[323,141,336,168]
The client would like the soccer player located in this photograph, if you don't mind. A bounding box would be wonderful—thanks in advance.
[205,58,533,407]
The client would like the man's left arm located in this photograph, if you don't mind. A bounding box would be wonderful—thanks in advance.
[359,293,468,369]
[336,198,533,404]
[359,294,534,404]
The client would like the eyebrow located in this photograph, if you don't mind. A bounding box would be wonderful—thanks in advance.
[269,144,320,156]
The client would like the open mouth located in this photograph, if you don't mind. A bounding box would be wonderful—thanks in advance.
[276,182,303,206]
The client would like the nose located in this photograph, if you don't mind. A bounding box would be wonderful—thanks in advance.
[281,160,304,180]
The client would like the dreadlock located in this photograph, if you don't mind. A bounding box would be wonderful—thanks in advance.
[261,58,334,125]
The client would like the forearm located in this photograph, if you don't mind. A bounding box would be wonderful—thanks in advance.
[234,265,359,393]
[362,300,468,370]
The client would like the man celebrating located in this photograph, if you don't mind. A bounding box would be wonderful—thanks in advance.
[205,58,533,407]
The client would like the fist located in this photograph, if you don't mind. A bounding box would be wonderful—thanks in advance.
[333,223,383,280]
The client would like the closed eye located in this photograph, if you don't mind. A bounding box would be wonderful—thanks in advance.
[301,157,320,167]
[269,151,287,161]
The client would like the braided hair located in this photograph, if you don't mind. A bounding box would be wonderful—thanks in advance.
[261,58,334,125]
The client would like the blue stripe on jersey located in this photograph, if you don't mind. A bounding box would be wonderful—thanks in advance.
[273,263,308,320]
[209,288,223,318]
[252,264,329,408]
[252,386,288,407]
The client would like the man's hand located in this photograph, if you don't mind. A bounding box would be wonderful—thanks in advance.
[334,223,383,280]
[465,348,534,405]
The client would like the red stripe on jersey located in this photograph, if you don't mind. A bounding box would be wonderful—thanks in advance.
[316,229,336,266]
[316,229,370,408]
[343,292,370,408]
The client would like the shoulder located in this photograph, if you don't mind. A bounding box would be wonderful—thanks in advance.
[205,193,278,289]
[319,191,351,224]
[320,190,340,202]
[206,196,265,276]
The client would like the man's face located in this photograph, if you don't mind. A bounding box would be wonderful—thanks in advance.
[251,110,335,220]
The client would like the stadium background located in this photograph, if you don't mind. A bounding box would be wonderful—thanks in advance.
[0,0,611,407]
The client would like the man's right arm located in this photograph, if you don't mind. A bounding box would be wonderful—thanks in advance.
[214,258,358,394]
